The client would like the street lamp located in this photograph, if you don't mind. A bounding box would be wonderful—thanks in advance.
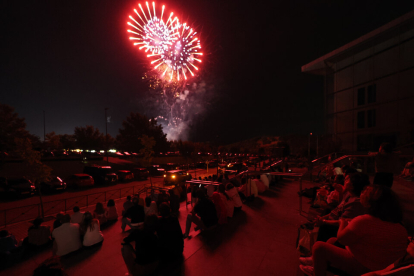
[105,108,109,164]
[308,133,312,158]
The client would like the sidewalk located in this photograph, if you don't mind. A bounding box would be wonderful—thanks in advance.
[1,177,413,276]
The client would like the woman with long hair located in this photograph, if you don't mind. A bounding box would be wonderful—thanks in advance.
[80,211,103,247]
[93,202,107,225]
[106,199,118,221]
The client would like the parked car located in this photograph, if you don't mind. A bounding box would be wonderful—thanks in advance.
[83,165,118,185]
[66,174,94,188]
[40,176,67,192]
[132,168,149,180]
[0,177,36,196]
[164,170,192,186]
[117,170,134,182]
[148,165,165,176]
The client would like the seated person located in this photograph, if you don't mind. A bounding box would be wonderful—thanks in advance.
[362,236,414,276]
[238,178,259,198]
[156,203,184,261]
[212,192,228,224]
[225,183,243,212]
[79,211,104,247]
[217,184,234,218]
[314,172,369,242]
[53,212,65,231]
[144,196,158,216]
[0,230,19,255]
[93,202,108,225]
[70,206,84,224]
[122,196,134,216]
[183,190,218,238]
[399,158,414,179]
[122,197,145,232]
[52,214,82,256]
[122,215,159,276]
[206,184,215,198]
[106,199,118,221]
[168,189,180,214]
[300,185,408,276]
[252,175,267,193]
[25,217,51,248]
[157,190,169,207]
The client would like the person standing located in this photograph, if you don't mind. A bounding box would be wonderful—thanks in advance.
[369,142,399,188]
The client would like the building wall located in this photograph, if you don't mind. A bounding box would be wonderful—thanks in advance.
[327,29,414,152]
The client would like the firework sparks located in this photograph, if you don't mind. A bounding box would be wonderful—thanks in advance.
[127,2,202,81]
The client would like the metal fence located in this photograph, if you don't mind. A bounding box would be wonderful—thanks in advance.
[0,183,152,228]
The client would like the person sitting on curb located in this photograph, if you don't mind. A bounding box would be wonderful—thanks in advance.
[122,197,145,232]
[79,211,104,247]
[157,203,184,262]
[70,206,84,224]
[183,190,218,239]
[106,199,118,221]
[23,217,51,249]
[123,196,134,216]
[52,214,82,256]
[122,215,159,276]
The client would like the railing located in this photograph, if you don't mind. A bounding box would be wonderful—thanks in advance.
[311,154,414,181]
[0,183,150,228]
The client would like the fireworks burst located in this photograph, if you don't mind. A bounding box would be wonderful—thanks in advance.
[127,2,202,81]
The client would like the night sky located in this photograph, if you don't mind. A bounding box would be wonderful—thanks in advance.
[2,0,414,144]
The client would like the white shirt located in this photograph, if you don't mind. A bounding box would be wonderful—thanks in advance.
[71,212,84,224]
[225,187,243,208]
[52,223,82,256]
[83,221,104,247]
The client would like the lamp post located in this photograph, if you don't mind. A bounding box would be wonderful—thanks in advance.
[308,133,312,158]
[105,108,109,164]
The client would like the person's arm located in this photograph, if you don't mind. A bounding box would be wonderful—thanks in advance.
[337,217,359,245]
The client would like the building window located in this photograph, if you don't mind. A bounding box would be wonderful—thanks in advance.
[357,111,365,128]
[367,109,376,127]
[367,84,376,103]
[357,87,365,106]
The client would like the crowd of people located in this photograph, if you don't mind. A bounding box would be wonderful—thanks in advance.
[298,143,414,276]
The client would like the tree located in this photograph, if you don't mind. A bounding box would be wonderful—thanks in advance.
[116,113,169,153]
[74,126,105,149]
[139,135,155,166]
[45,132,62,150]
[0,103,31,153]
[60,134,76,150]
[14,137,52,218]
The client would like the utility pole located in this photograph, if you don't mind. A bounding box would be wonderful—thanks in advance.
[43,111,46,142]
[105,108,109,164]
[308,133,312,158]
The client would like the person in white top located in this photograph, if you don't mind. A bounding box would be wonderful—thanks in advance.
[70,206,84,224]
[225,183,243,211]
[52,214,82,256]
[144,197,158,216]
[79,211,104,247]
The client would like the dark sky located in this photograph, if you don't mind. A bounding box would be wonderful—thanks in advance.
[2,0,414,144]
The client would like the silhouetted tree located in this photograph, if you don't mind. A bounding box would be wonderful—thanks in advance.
[0,103,31,153]
[116,113,168,153]
[15,137,52,218]
[74,126,105,149]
